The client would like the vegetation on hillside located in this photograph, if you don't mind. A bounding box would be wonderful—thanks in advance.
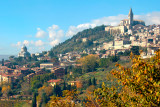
[46,51,160,107]
[51,25,113,54]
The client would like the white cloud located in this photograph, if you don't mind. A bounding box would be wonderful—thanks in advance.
[35,40,44,47]
[65,12,160,38]
[48,24,64,39]
[135,12,160,25]
[23,40,30,46]
[47,24,65,46]
[12,11,160,54]
[50,39,60,46]
[35,28,47,38]
[16,41,22,47]
[66,23,97,37]
[50,25,59,30]
[92,14,127,26]
[65,15,127,37]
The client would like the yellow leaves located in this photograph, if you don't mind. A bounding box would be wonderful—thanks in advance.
[115,63,120,67]
[2,85,11,93]
[108,50,160,106]
[149,78,153,82]
[144,70,147,74]
[137,77,140,83]
[47,90,79,107]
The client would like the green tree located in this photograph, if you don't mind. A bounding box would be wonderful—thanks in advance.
[63,82,67,90]
[78,54,99,73]
[88,78,92,86]
[92,77,96,86]
[32,92,37,107]
[99,49,106,54]
[2,59,4,66]
[53,85,62,97]
[131,46,140,55]
[99,58,110,68]
[42,92,48,104]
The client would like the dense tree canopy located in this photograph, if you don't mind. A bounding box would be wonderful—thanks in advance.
[78,54,99,73]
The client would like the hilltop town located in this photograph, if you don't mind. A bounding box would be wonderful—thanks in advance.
[0,8,160,106]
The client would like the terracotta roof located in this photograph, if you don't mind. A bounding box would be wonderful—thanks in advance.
[0,73,22,77]
[47,79,62,83]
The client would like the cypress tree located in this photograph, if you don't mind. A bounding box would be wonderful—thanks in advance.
[32,92,37,107]
[92,77,96,86]
[67,84,71,91]
[63,82,67,90]
[42,92,47,104]
[88,78,92,86]
[2,59,4,66]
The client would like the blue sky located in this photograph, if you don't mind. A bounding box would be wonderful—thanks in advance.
[1,0,160,55]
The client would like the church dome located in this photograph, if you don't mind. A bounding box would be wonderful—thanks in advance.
[21,45,27,52]
[18,45,30,57]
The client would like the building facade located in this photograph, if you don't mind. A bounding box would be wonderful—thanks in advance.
[105,8,145,34]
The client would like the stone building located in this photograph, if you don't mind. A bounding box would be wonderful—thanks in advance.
[18,45,31,58]
[105,8,145,34]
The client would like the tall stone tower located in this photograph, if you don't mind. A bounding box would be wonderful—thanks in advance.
[128,8,133,26]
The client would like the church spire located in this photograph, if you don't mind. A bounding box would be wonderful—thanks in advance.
[128,8,133,26]
[128,8,133,16]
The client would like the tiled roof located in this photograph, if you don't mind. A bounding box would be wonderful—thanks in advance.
[47,79,62,83]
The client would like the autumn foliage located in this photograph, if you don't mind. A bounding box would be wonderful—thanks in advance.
[46,51,160,107]
[47,90,81,107]
[78,54,99,73]
[85,51,160,107]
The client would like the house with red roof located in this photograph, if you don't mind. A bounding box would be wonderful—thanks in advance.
[47,79,63,87]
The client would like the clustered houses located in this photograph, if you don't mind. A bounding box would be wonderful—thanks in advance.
[96,8,160,59]
[1,8,160,89]
[0,66,28,84]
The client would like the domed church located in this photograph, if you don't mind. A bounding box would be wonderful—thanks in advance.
[18,45,31,57]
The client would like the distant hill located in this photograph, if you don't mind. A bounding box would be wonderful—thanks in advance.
[0,55,10,60]
[51,25,113,54]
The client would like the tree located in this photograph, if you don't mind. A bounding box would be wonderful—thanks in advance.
[111,51,160,106]
[92,77,96,86]
[62,82,67,90]
[32,92,37,107]
[78,54,99,73]
[48,51,54,58]
[53,85,62,97]
[2,85,11,98]
[2,59,4,66]
[109,54,119,62]
[88,78,92,86]
[85,51,160,106]
[99,49,106,54]
[42,92,48,104]
[47,90,80,107]
[99,58,110,68]
[131,46,140,55]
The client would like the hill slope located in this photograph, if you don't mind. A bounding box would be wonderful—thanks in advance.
[51,25,113,54]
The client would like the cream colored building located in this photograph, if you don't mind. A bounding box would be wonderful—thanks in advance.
[153,26,160,35]
[103,42,113,50]
[82,38,88,42]
[105,8,145,35]
[114,40,124,46]
[105,26,126,34]
[40,63,54,70]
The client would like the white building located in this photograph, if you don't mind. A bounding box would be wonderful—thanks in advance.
[18,45,31,57]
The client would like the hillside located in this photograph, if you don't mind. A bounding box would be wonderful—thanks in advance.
[51,25,113,54]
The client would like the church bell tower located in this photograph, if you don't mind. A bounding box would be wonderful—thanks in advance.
[128,8,133,26]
